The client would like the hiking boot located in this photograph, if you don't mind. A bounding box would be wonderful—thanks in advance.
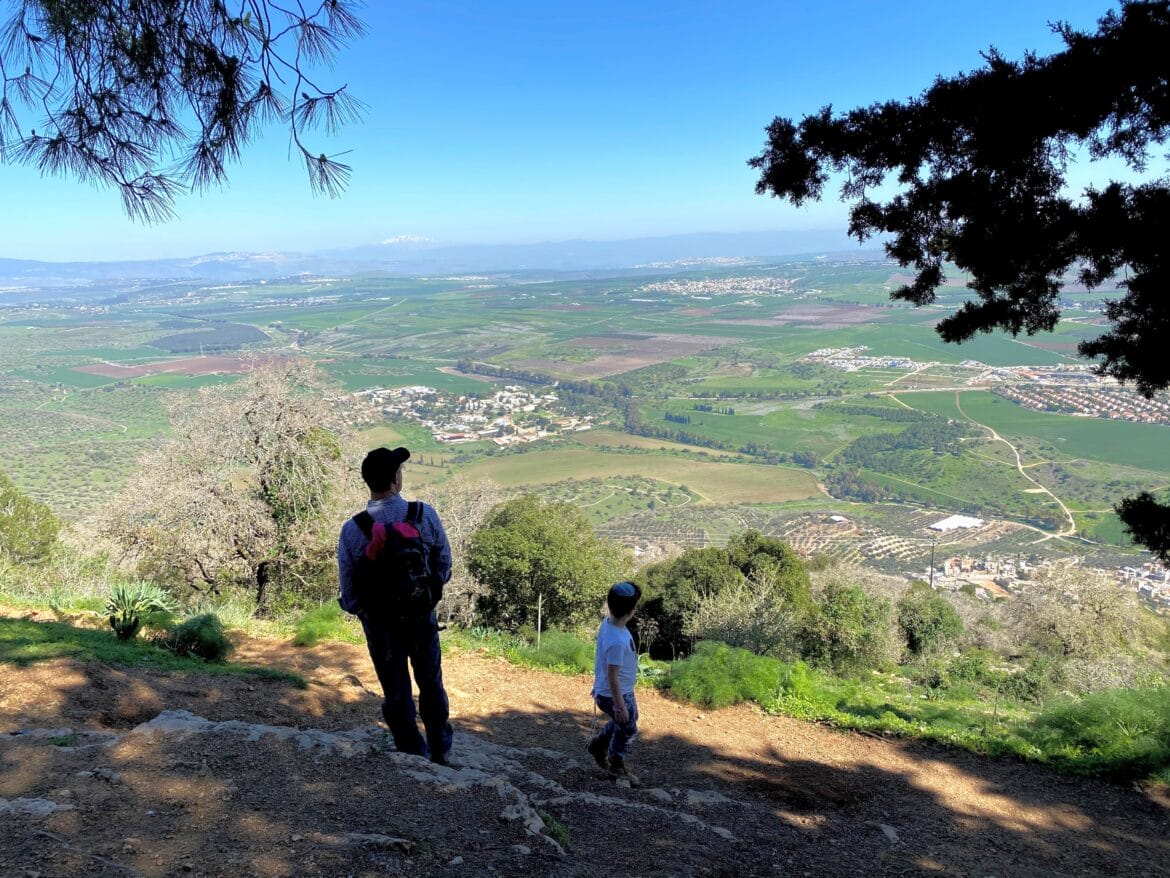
[430,751,452,768]
[585,735,610,770]
[608,756,639,787]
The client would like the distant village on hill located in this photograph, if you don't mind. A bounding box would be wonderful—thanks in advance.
[348,384,593,447]
[804,347,1170,425]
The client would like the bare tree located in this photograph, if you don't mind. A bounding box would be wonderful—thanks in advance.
[685,565,801,658]
[1009,566,1138,659]
[102,359,351,610]
[0,0,365,221]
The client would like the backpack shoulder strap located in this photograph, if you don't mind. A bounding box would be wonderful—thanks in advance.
[407,501,424,526]
[352,510,374,538]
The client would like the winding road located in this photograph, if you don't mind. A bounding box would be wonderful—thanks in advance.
[950,390,1077,539]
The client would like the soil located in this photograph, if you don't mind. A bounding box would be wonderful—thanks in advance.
[2,613,1168,878]
[75,354,284,379]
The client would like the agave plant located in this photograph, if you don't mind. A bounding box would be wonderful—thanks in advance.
[106,582,178,641]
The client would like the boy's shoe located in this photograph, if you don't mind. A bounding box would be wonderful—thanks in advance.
[430,751,452,768]
[586,735,610,770]
[608,757,640,787]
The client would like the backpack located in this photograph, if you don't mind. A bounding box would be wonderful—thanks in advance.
[350,501,435,619]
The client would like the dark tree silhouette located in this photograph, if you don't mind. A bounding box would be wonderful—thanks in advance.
[0,0,364,221]
[750,1,1170,558]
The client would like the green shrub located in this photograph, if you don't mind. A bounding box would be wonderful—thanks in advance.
[157,613,233,662]
[0,470,59,564]
[468,495,626,631]
[906,657,951,693]
[106,582,178,641]
[1000,654,1061,703]
[664,641,788,708]
[1031,687,1170,779]
[293,603,349,647]
[636,532,809,659]
[799,579,897,673]
[685,572,800,659]
[947,650,995,684]
[897,587,963,655]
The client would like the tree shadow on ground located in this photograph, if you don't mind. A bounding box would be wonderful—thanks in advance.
[2,615,1168,877]
[465,701,1170,878]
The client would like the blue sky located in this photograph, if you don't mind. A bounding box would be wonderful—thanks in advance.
[1,0,1131,260]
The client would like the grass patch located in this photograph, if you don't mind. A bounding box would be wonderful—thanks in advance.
[293,603,364,647]
[664,641,788,708]
[0,615,305,687]
[654,642,1170,778]
[1029,687,1170,781]
[657,642,1043,759]
[519,629,595,675]
[538,809,571,849]
[447,627,598,676]
[573,429,718,455]
[357,423,408,448]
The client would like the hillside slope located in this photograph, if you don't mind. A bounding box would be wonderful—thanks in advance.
[2,618,1167,877]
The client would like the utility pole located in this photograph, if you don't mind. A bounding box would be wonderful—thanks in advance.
[929,535,937,590]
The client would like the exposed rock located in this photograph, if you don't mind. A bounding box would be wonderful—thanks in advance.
[0,798,75,818]
[343,832,415,852]
[85,711,742,853]
[685,789,733,806]
[867,821,900,844]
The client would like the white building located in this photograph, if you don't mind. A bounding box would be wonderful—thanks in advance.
[929,515,984,532]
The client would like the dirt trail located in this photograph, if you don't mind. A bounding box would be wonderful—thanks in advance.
[951,390,1078,538]
[2,619,1168,877]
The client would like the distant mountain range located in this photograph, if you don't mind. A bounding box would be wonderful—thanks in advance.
[1,229,876,294]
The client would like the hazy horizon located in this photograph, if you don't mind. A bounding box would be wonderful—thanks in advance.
[3,228,875,265]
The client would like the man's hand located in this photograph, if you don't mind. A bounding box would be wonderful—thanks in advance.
[364,521,388,560]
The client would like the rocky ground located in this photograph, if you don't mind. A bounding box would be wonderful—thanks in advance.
[1,613,1168,877]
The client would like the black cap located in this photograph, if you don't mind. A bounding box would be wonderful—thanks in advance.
[360,446,410,491]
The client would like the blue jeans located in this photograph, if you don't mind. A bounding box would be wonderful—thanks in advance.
[594,692,638,760]
[361,612,453,760]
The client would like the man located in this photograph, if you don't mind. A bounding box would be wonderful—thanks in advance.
[338,446,454,765]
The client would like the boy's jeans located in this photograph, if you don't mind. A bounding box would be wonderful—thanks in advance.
[594,692,639,760]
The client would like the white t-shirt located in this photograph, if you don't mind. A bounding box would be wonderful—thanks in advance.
[592,617,637,698]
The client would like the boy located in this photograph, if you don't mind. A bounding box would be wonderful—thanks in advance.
[587,580,642,783]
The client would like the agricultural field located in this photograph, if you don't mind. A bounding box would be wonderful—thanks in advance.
[458,448,822,505]
[2,254,1166,570]
[900,390,1170,476]
[531,476,698,526]
[637,399,908,460]
[571,428,721,455]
